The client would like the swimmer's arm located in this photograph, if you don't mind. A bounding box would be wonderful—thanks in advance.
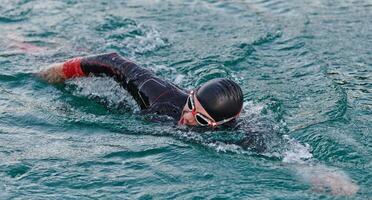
[38,53,138,84]
[38,53,157,109]
[38,56,85,83]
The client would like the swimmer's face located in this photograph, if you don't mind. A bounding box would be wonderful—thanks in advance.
[178,91,216,126]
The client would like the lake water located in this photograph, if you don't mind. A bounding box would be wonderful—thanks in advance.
[0,0,371,199]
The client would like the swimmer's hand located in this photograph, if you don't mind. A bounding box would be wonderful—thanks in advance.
[297,164,359,196]
[37,63,65,83]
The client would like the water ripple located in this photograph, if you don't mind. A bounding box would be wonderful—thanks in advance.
[0,0,370,198]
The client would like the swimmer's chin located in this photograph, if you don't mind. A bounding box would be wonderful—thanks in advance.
[178,118,185,126]
[177,118,195,127]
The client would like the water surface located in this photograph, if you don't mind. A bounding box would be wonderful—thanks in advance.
[0,0,371,199]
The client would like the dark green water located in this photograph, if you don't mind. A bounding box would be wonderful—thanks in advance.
[0,0,371,199]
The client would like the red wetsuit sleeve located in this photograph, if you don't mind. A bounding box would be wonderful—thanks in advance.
[62,57,85,78]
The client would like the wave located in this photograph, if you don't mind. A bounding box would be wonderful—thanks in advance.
[97,16,169,56]
[66,77,139,113]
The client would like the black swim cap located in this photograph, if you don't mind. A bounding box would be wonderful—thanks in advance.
[196,78,243,122]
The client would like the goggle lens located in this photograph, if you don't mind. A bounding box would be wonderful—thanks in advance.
[195,114,209,126]
[187,95,194,110]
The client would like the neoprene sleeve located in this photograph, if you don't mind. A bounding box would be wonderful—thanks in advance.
[62,57,84,78]
[61,53,188,119]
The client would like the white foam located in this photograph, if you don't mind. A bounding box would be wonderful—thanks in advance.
[207,142,243,154]
[67,77,139,112]
[173,74,185,85]
[241,101,265,117]
[282,135,313,163]
[122,24,168,55]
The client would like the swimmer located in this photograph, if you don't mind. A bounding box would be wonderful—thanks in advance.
[38,53,359,196]
[38,53,243,127]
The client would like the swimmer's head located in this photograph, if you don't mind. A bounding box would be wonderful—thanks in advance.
[179,78,243,127]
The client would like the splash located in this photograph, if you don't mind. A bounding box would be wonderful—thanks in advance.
[66,77,139,113]
[282,135,313,163]
[99,16,169,55]
[122,23,169,55]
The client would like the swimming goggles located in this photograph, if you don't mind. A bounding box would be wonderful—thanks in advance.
[186,90,236,127]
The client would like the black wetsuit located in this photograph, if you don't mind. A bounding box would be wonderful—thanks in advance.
[79,53,188,120]
[69,53,271,152]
